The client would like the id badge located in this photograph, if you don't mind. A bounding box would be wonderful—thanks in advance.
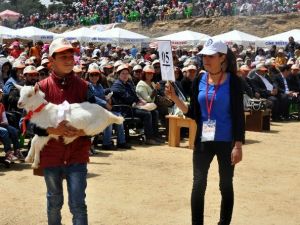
[201,119,216,142]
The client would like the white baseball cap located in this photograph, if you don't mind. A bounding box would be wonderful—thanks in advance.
[49,38,74,56]
[133,64,142,71]
[199,38,228,55]
[23,65,38,74]
[88,63,101,74]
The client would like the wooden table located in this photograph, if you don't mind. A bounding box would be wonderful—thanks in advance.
[166,115,197,149]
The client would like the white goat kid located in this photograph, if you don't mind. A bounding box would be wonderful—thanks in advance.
[16,85,124,168]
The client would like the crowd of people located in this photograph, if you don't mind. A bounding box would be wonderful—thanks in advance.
[2,0,300,29]
[0,34,300,224]
[0,35,299,161]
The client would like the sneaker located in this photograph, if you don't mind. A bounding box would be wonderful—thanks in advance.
[117,143,132,149]
[6,151,18,161]
[102,144,118,150]
[145,139,160,145]
[15,149,25,161]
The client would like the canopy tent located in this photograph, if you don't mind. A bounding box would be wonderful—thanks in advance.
[256,29,300,47]
[54,27,104,43]
[156,30,211,46]
[93,28,149,43]
[0,10,20,21]
[15,26,55,42]
[0,25,17,39]
[212,30,261,46]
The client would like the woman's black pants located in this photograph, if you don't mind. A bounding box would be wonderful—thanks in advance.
[191,141,235,225]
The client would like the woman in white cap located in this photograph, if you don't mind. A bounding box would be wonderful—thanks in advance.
[87,63,131,150]
[111,64,161,145]
[166,38,244,225]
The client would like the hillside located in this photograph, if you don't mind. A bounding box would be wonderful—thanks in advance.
[120,13,300,38]
[50,13,300,39]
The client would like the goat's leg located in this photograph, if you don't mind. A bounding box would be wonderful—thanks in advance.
[31,136,50,169]
[25,136,36,163]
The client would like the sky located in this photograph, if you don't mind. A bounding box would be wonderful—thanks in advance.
[40,0,51,6]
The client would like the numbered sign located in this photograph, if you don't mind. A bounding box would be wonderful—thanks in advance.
[157,41,175,81]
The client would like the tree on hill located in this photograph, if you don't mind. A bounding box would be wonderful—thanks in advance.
[0,0,46,17]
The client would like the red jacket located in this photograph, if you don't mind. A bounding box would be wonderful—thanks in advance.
[38,72,91,169]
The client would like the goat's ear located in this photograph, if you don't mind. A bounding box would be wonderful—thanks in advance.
[34,84,39,94]
[13,83,23,91]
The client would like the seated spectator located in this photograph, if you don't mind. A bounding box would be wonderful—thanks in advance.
[275,49,288,66]
[87,63,131,150]
[3,60,25,111]
[181,64,197,99]
[131,64,142,86]
[287,64,300,119]
[0,57,12,87]
[110,64,161,145]
[238,65,254,98]
[250,63,280,121]
[0,88,23,161]
[136,65,164,141]
[273,65,293,120]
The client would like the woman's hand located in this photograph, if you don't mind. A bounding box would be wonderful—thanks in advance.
[155,82,161,90]
[231,144,243,165]
[47,121,86,137]
[164,82,177,101]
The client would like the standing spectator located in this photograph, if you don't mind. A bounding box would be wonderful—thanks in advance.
[29,41,43,65]
[284,36,300,59]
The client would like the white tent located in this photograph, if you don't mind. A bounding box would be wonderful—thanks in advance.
[55,27,104,43]
[15,26,55,42]
[212,30,261,46]
[256,29,300,47]
[0,25,17,39]
[94,28,149,43]
[156,30,211,46]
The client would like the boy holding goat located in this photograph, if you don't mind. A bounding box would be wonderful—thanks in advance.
[29,38,95,225]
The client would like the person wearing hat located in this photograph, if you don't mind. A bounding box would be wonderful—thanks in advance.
[136,65,164,143]
[165,38,245,225]
[87,63,131,150]
[250,62,281,121]
[32,37,95,225]
[111,64,161,145]
[23,65,39,86]
[181,64,197,99]
[37,65,49,81]
[151,59,162,83]
[238,65,254,98]
[3,60,25,96]
[0,57,12,87]
[275,48,287,66]
[132,64,142,86]
[287,64,300,119]
[0,88,24,161]
[73,65,84,79]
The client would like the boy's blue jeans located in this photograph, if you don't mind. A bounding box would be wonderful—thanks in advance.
[44,163,88,225]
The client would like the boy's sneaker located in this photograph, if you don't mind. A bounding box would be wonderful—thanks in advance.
[15,150,25,161]
[6,151,18,161]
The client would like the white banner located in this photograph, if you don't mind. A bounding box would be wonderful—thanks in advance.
[157,41,175,81]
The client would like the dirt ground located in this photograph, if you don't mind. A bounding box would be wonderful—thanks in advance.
[0,121,300,225]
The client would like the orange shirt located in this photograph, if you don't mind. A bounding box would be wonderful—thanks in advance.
[29,46,41,62]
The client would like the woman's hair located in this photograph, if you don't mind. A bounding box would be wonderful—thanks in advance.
[220,48,237,76]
